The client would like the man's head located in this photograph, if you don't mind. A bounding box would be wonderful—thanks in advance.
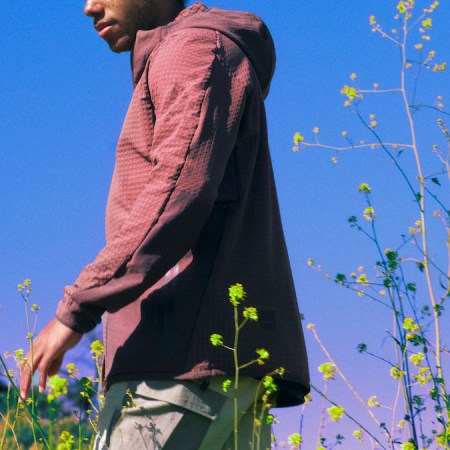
[84,0,185,53]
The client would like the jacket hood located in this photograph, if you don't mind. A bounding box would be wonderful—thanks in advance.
[131,2,275,97]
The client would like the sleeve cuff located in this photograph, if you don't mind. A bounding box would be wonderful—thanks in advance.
[55,297,99,334]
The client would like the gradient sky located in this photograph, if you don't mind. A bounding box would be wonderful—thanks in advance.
[1,1,449,447]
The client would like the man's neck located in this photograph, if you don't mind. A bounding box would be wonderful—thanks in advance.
[152,2,185,29]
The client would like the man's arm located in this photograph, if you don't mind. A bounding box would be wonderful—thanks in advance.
[56,29,249,333]
[19,318,82,400]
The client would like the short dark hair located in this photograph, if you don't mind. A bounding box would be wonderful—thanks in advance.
[176,0,186,5]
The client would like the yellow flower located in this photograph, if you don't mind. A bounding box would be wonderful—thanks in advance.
[318,362,337,380]
[356,274,368,285]
[327,405,344,422]
[430,1,439,10]
[397,2,406,13]
[256,348,270,363]
[210,334,224,346]
[369,16,376,25]
[14,348,25,360]
[432,62,447,72]
[58,431,75,450]
[229,283,246,306]
[415,367,432,385]
[288,433,302,448]
[363,206,376,221]
[313,127,320,134]
[403,317,420,332]
[222,379,232,392]
[90,340,104,358]
[293,132,304,144]
[341,85,357,101]
[353,429,363,442]
[368,395,380,407]
[263,375,279,393]
[243,307,258,321]
[390,366,405,380]
[66,363,77,376]
[422,18,432,28]
[47,374,69,403]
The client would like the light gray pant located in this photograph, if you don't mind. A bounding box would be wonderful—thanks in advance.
[93,377,272,450]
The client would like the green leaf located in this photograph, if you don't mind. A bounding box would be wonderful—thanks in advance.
[335,273,347,284]
[357,343,367,353]
[434,304,444,316]
[431,177,441,186]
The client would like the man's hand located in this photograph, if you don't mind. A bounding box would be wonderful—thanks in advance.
[19,318,82,400]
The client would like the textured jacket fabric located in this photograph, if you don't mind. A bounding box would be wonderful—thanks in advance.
[56,2,309,406]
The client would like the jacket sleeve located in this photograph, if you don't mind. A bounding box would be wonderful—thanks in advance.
[56,29,249,333]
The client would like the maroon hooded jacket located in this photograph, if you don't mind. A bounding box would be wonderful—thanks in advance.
[56,2,309,406]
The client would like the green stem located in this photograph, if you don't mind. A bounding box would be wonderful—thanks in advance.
[22,294,39,450]
[401,14,449,425]
[251,382,263,450]
[233,305,240,450]
[0,355,50,449]
[0,383,11,448]
[78,411,83,450]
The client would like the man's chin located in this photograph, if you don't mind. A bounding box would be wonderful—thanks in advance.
[105,35,134,53]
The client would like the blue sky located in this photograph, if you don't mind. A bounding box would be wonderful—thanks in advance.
[1,0,449,446]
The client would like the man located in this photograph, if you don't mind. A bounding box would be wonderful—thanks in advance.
[20,1,309,448]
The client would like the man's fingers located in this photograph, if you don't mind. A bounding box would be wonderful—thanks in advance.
[38,358,51,394]
[19,361,31,401]
[19,349,46,400]
[19,355,37,401]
